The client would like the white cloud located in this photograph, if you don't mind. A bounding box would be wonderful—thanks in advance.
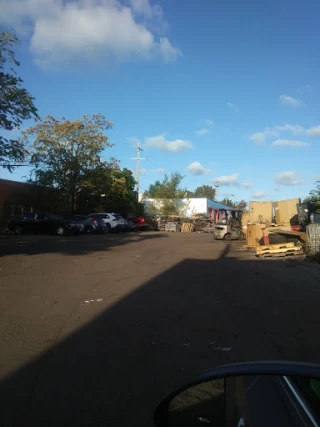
[152,167,166,173]
[249,128,278,145]
[227,101,239,113]
[306,126,320,137]
[211,173,240,187]
[297,84,314,93]
[145,134,192,152]
[140,168,147,175]
[252,192,267,199]
[271,139,309,147]
[0,0,181,69]
[242,180,253,189]
[275,171,302,186]
[279,95,303,107]
[204,119,214,126]
[196,128,210,136]
[187,162,211,176]
[129,0,163,19]
[249,123,307,145]
[274,124,305,134]
[127,136,141,146]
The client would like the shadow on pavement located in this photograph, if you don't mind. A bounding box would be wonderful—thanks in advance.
[0,231,167,257]
[1,246,320,426]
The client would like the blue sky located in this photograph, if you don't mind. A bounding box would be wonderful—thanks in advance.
[1,0,320,203]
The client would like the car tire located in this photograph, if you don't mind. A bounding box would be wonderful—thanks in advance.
[224,233,231,241]
[56,226,65,236]
[105,223,111,233]
[15,225,24,235]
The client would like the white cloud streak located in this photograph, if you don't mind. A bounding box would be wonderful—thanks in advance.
[227,101,239,113]
[271,139,309,147]
[187,162,211,176]
[211,173,240,186]
[145,134,192,152]
[152,168,166,173]
[249,128,278,145]
[249,123,318,145]
[306,126,320,137]
[0,0,181,69]
[252,192,267,199]
[275,171,302,186]
[279,94,303,107]
[196,128,210,136]
[274,124,304,134]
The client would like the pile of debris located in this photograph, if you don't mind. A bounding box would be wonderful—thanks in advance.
[158,213,213,233]
[242,198,319,259]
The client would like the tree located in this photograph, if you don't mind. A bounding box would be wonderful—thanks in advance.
[23,114,113,212]
[306,181,320,213]
[0,31,38,170]
[194,185,216,200]
[235,199,247,210]
[78,165,142,215]
[220,198,236,207]
[220,198,247,210]
[143,172,187,216]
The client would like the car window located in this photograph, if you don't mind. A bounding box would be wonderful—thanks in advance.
[37,213,48,220]
[113,214,123,219]
[23,213,35,219]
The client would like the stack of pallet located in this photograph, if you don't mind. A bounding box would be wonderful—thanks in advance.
[181,222,196,233]
[255,242,304,258]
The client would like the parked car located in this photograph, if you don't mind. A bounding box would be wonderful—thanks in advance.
[8,212,81,236]
[88,213,126,232]
[69,215,106,233]
[128,216,158,231]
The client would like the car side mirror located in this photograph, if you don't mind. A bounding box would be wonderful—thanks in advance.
[154,362,320,427]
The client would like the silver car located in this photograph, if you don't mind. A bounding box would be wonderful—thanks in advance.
[70,215,106,233]
[88,213,126,232]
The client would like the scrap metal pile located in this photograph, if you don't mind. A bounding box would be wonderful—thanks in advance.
[158,213,213,233]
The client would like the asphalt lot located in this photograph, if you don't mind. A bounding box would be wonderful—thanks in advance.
[1,232,320,426]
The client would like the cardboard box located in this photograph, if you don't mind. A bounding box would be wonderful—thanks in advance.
[247,223,265,246]
[274,198,300,225]
[249,201,273,224]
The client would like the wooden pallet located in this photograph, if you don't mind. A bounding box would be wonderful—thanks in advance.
[256,243,303,258]
[181,223,196,232]
[257,242,295,251]
[256,249,305,258]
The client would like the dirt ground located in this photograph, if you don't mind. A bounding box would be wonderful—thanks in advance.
[1,232,320,426]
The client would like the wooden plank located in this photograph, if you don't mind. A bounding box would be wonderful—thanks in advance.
[257,245,302,255]
[257,242,295,252]
[257,249,305,258]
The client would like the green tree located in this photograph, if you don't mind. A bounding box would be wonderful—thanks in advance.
[143,172,187,216]
[23,114,113,212]
[235,199,247,210]
[220,198,236,207]
[0,31,38,170]
[307,181,320,213]
[194,185,216,200]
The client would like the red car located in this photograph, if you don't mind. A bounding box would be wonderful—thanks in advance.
[127,216,158,230]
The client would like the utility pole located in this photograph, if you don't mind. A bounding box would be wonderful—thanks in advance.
[130,142,146,200]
